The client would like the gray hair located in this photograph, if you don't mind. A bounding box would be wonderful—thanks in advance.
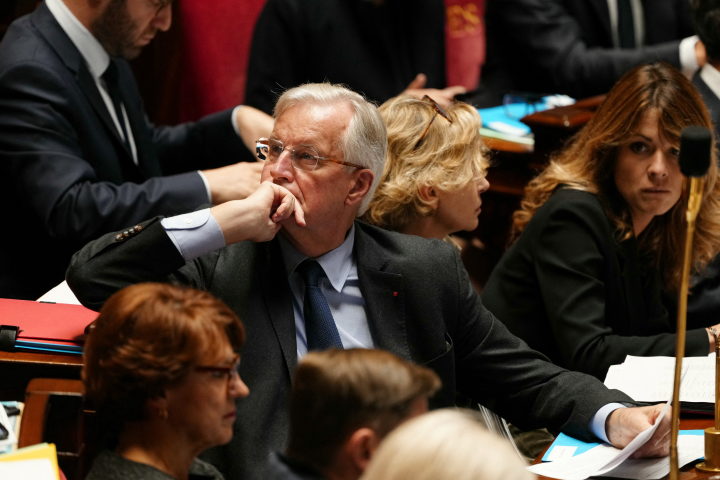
[273,83,388,216]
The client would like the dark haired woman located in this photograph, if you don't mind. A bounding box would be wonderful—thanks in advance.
[84,283,248,480]
[483,62,720,380]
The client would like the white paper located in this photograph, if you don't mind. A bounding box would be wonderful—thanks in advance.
[527,400,670,480]
[37,281,81,305]
[0,402,18,450]
[528,434,701,480]
[0,459,55,480]
[604,355,715,403]
[547,446,578,461]
[598,435,704,479]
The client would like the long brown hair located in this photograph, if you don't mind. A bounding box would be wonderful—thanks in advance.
[512,62,720,292]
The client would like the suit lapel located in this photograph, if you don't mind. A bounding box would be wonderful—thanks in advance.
[32,3,135,163]
[354,223,412,362]
[259,239,298,377]
[588,0,613,43]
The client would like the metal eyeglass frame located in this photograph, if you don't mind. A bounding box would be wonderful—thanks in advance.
[256,138,364,171]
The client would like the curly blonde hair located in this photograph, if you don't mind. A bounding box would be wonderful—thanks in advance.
[512,63,720,292]
[363,95,489,230]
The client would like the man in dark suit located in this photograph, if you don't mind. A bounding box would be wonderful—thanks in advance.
[68,83,672,480]
[0,0,271,300]
[482,0,706,104]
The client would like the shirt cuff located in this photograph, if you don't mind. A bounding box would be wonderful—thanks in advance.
[231,105,243,138]
[160,209,226,261]
[590,402,626,444]
[679,35,700,78]
[196,171,212,203]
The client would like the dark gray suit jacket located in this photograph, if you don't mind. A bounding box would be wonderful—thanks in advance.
[0,2,250,300]
[67,218,633,480]
[482,0,694,103]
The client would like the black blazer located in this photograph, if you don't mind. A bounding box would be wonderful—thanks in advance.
[0,2,250,300]
[244,0,446,114]
[693,72,720,140]
[483,188,709,380]
[482,0,694,103]
[67,217,633,480]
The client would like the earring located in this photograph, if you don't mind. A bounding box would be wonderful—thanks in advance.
[159,408,168,420]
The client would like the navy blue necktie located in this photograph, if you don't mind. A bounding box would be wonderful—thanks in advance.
[102,61,132,152]
[298,260,343,351]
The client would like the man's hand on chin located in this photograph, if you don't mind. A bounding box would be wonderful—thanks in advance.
[606,404,672,458]
[210,181,306,245]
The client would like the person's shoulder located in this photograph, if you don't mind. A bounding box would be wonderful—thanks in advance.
[0,14,53,70]
[539,187,606,219]
[356,221,459,258]
[189,458,225,480]
[265,453,326,480]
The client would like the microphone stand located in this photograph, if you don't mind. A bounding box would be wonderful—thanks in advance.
[670,176,706,479]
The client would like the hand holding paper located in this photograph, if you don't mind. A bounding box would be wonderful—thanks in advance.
[606,403,672,458]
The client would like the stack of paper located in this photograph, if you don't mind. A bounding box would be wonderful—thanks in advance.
[528,401,705,480]
[1,402,23,454]
[0,403,17,454]
[605,355,714,413]
[0,443,60,480]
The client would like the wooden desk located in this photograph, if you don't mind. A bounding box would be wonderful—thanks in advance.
[0,350,82,401]
[532,418,716,480]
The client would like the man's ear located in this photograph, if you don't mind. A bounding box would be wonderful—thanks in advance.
[345,427,380,473]
[417,184,439,210]
[345,170,374,207]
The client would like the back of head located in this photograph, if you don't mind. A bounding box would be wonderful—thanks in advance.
[83,282,245,444]
[286,348,441,470]
[361,409,534,480]
[692,0,720,63]
[273,83,388,215]
[365,95,489,230]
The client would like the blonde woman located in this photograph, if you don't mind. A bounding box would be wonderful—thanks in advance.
[361,409,534,480]
[483,62,720,380]
[363,95,490,244]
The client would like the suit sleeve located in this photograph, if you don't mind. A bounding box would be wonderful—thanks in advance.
[485,0,683,98]
[449,249,633,441]
[532,201,708,378]
[146,109,256,172]
[0,61,213,244]
[66,218,220,311]
[244,0,304,115]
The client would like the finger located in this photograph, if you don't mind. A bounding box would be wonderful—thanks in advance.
[293,201,306,227]
[444,85,467,97]
[405,73,427,90]
[272,193,295,223]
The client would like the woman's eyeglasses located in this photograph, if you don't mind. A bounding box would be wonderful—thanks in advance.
[196,353,241,388]
[414,95,453,150]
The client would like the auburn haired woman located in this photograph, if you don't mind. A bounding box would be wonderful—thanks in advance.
[363,95,489,244]
[84,283,248,480]
[483,62,720,380]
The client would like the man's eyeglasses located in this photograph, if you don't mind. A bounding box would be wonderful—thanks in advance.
[196,353,241,388]
[414,95,453,150]
[256,138,364,171]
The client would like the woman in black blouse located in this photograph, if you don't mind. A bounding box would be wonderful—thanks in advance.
[483,63,720,380]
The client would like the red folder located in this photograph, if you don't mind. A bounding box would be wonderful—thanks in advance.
[0,299,98,345]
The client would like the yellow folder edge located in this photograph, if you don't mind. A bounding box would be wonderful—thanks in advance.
[0,442,60,480]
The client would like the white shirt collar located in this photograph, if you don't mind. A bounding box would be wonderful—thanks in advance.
[279,223,356,293]
[700,63,720,102]
[45,0,110,79]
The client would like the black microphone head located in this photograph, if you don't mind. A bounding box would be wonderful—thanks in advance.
[679,126,712,177]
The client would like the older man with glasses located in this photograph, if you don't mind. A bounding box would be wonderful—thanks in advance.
[69,83,673,480]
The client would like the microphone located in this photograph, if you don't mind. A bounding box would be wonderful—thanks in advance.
[672,126,713,478]
[679,126,712,177]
